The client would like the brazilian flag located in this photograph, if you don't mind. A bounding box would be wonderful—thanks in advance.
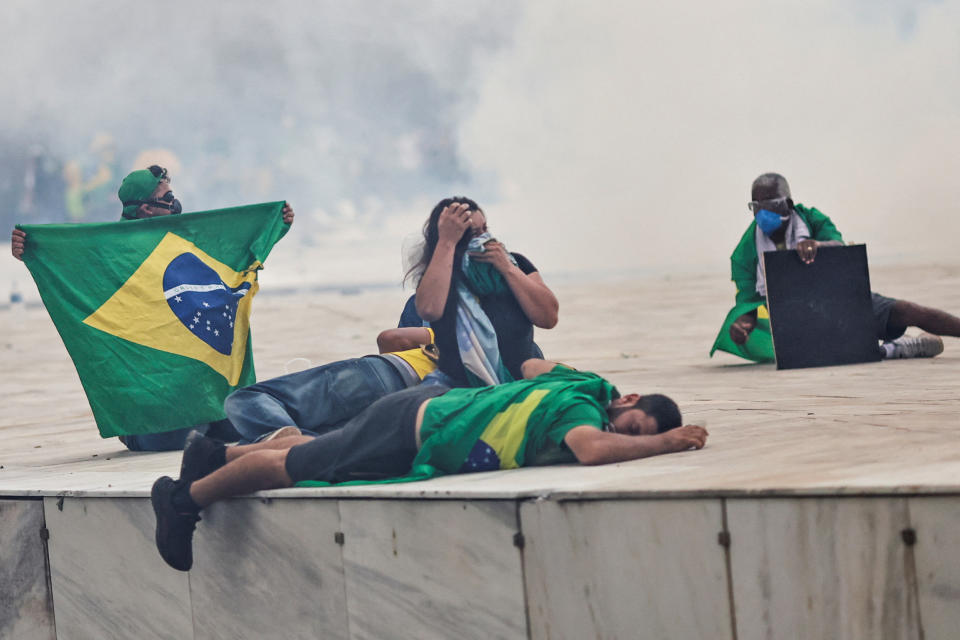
[710,301,776,362]
[18,202,289,438]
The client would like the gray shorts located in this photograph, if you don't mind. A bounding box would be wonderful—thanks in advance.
[284,384,449,483]
[872,292,905,342]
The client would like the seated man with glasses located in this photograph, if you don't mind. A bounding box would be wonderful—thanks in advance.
[10,165,295,450]
[710,172,960,362]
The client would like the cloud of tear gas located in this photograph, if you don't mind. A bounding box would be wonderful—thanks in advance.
[2,0,958,293]
[460,0,960,277]
[0,0,518,285]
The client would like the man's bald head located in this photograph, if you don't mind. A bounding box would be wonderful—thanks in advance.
[751,173,791,201]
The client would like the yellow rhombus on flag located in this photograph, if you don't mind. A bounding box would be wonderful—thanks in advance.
[84,232,258,385]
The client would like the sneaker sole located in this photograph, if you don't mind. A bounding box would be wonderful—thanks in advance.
[919,333,944,357]
[262,426,302,442]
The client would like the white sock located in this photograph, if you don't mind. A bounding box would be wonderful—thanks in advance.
[881,343,896,359]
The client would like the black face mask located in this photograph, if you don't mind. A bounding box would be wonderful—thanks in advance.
[152,190,183,214]
[123,191,183,215]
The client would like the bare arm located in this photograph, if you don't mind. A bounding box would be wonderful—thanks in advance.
[470,243,559,329]
[377,327,433,353]
[520,358,560,379]
[563,424,708,466]
[500,267,559,329]
[415,203,473,321]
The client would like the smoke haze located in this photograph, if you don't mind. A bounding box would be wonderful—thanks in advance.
[2,0,958,292]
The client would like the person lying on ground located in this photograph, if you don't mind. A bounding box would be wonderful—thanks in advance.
[225,327,439,443]
[151,358,707,571]
[710,172,960,362]
[11,165,294,450]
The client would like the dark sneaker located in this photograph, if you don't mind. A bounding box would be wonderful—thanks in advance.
[179,430,225,483]
[151,476,200,572]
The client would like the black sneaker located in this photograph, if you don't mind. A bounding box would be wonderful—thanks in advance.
[179,430,224,483]
[151,476,200,572]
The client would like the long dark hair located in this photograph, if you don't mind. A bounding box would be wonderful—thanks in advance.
[404,196,482,285]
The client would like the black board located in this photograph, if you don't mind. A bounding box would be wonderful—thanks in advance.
[763,244,881,370]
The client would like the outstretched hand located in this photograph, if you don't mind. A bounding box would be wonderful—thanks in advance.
[11,228,25,261]
[661,425,708,452]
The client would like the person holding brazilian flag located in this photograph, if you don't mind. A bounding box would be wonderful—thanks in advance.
[10,165,295,450]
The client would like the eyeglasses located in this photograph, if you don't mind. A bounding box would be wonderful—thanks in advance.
[747,196,790,213]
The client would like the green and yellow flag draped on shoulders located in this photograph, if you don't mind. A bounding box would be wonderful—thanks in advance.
[297,366,618,488]
[18,202,289,438]
[710,204,843,362]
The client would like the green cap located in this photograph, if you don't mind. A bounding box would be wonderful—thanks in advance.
[117,168,164,219]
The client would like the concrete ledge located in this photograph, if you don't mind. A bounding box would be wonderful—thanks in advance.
[6,493,958,639]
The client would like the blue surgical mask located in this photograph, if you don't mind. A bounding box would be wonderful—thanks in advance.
[755,208,787,235]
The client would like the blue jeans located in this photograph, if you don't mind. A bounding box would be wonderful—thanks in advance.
[224,355,411,443]
[119,418,240,451]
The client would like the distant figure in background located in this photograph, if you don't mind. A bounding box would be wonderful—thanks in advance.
[407,196,558,387]
[77,133,121,221]
[151,358,705,571]
[62,161,87,221]
[10,164,295,451]
[18,145,67,222]
[710,172,960,362]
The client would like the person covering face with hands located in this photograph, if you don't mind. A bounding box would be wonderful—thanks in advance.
[407,196,559,387]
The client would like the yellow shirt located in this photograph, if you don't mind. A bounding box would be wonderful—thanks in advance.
[390,328,437,380]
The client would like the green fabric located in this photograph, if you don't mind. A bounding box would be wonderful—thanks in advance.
[417,366,614,471]
[709,302,776,362]
[710,204,844,362]
[18,202,290,438]
[463,260,508,295]
[296,366,617,488]
[117,169,164,218]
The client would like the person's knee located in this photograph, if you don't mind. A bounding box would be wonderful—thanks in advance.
[223,388,255,419]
